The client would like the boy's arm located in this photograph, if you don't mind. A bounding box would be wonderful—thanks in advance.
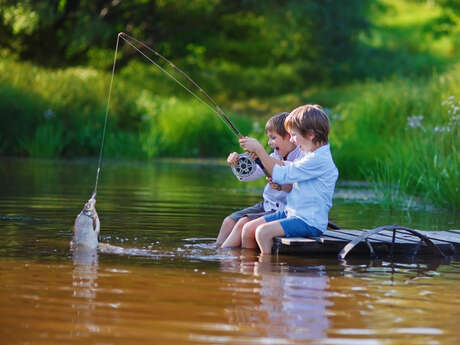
[281,184,293,193]
[267,177,292,192]
[239,137,283,176]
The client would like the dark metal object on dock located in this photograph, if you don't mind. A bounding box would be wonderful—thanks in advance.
[272,225,460,260]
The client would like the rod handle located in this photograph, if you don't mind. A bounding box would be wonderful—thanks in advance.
[255,158,271,178]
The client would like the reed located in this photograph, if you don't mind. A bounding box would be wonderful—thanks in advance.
[330,67,459,210]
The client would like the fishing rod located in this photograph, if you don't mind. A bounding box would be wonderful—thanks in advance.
[118,32,269,179]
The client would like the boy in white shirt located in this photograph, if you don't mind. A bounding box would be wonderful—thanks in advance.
[239,104,338,254]
[216,112,302,248]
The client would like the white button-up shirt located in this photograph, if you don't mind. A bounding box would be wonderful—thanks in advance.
[272,144,338,232]
[239,146,303,212]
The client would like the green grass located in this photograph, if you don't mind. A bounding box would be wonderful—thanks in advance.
[1,55,458,211]
[0,57,256,160]
[0,0,459,210]
[329,67,460,210]
[19,122,68,158]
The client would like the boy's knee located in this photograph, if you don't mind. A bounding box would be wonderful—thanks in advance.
[241,222,253,240]
[223,216,235,226]
[235,217,248,228]
[241,220,250,231]
[254,224,267,242]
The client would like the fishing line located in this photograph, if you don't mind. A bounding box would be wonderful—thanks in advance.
[119,32,269,177]
[93,32,269,184]
[93,33,121,196]
[118,32,242,138]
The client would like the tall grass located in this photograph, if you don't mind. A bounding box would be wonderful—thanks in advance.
[330,65,460,210]
[0,57,254,159]
[136,95,253,158]
[19,122,68,158]
[0,56,458,210]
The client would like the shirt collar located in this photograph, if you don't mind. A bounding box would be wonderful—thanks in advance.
[314,143,330,153]
[285,146,302,160]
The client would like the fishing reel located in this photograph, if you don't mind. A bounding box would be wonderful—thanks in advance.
[231,153,258,179]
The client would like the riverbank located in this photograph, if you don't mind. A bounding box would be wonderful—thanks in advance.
[1,57,458,210]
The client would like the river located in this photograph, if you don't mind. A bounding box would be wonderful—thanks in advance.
[0,157,458,345]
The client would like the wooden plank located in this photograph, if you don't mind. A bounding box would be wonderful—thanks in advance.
[423,231,460,245]
[374,230,451,246]
[273,238,373,256]
[363,230,455,255]
[333,229,418,245]
[273,228,460,258]
[327,229,362,240]
[323,230,377,242]
[332,229,460,244]
[280,237,318,245]
[378,230,430,242]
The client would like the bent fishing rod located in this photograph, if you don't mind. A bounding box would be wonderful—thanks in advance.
[117,32,270,179]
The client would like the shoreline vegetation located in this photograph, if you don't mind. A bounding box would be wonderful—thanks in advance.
[0,0,459,211]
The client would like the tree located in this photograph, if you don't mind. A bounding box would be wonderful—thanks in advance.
[0,0,374,83]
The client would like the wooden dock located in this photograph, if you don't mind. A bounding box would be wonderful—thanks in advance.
[273,225,460,260]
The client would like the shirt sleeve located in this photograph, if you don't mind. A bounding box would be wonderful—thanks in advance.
[272,152,327,184]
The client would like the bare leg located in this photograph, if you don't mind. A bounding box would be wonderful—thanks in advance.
[221,217,250,248]
[216,216,236,247]
[241,217,267,249]
[255,221,285,255]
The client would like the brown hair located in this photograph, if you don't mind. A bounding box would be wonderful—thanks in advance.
[265,112,290,137]
[285,104,330,144]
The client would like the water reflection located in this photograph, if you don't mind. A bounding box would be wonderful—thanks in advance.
[220,251,331,341]
[0,158,459,345]
[71,247,99,337]
[72,247,98,298]
[215,249,460,344]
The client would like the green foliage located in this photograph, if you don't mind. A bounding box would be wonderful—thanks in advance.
[0,57,254,160]
[330,67,460,210]
[137,96,253,158]
[0,0,459,211]
[19,122,68,158]
[0,83,42,155]
[369,127,459,211]
[0,0,374,84]
[103,131,144,160]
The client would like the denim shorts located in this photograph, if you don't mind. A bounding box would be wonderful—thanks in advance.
[264,211,322,238]
[228,201,275,221]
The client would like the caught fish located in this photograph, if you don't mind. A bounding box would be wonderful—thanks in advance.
[70,192,161,257]
[71,193,100,250]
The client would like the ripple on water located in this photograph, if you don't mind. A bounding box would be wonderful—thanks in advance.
[0,158,459,345]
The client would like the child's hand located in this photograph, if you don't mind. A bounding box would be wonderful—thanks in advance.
[239,137,263,154]
[227,152,239,166]
[248,152,258,161]
[266,177,282,191]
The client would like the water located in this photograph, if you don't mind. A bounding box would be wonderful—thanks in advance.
[0,157,459,345]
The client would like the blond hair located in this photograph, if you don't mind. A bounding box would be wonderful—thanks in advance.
[285,104,330,144]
